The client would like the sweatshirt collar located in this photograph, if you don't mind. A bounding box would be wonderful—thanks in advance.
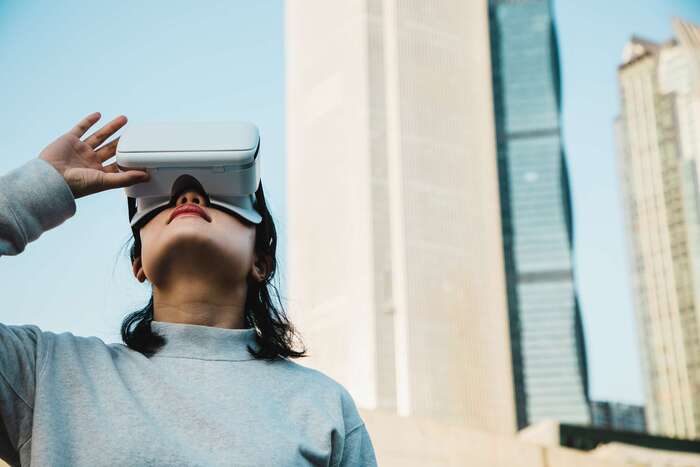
[150,320,261,361]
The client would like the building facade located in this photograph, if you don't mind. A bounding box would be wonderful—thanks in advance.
[488,0,591,428]
[286,0,517,434]
[590,401,647,434]
[616,19,700,439]
[362,410,700,467]
[286,0,593,434]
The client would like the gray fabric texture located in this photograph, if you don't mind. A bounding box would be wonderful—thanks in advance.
[0,158,378,466]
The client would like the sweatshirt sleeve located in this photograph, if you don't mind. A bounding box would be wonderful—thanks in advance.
[0,157,76,257]
[338,423,378,467]
[333,386,378,467]
[0,323,50,465]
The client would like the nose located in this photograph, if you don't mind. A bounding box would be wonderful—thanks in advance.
[174,189,208,207]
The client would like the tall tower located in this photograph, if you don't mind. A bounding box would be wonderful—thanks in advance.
[488,0,591,428]
[616,19,700,439]
[286,0,517,434]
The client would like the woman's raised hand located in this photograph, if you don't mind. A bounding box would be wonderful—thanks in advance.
[38,112,150,200]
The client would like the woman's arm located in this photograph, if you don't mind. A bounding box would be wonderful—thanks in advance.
[0,323,51,464]
[0,112,150,257]
[338,423,378,467]
[333,386,379,467]
[0,113,150,462]
[0,158,76,256]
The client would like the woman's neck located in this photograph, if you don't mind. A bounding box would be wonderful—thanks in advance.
[152,278,248,329]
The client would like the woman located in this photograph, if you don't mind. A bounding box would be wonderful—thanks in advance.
[0,112,378,466]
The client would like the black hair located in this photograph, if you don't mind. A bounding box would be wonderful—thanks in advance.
[120,182,307,361]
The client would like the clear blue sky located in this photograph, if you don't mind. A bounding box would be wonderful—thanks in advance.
[0,0,287,345]
[0,0,698,407]
[554,0,700,404]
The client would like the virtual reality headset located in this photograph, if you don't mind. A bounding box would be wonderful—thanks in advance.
[116,121,263,236]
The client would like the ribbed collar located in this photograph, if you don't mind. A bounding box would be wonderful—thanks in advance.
[150,320,261,361]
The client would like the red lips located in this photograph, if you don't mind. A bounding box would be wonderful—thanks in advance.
[168,204,212,224]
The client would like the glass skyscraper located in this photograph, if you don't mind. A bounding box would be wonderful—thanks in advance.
[488,0,591,428]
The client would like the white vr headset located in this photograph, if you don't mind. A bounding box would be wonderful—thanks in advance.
[116,121,263,235]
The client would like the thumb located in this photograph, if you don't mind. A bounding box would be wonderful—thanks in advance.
[98,170,150,191]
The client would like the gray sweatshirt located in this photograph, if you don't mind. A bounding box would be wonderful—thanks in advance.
[0,157,378,467]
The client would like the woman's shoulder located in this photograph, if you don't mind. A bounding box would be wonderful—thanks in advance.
[0,323,113,350]
[274,357,345,390]
[26,325,138,361]
[272,358,365,429]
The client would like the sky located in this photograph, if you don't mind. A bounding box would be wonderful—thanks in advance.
[0,0,699,407]
[0,0,287,343]
[553,0,700,404]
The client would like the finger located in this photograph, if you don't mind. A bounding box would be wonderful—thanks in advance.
[102,161,149,174]
[95,137,120,162]
[102,161,119,174]
[98,171,150,191]
[68,112,101,138]
[84,115,127,149]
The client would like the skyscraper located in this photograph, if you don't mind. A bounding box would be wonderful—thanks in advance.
[616,19,700,439]
[286,0,517,434]
[488,0,591,428]
[286,0,591,434]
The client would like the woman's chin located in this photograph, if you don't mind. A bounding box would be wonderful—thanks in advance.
[140,220,250,286]
[146,251,229,286]
[160,226,214,246]
[146,237,240,277]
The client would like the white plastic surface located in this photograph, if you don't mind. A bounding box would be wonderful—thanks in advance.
[116,121,259,168]
[116,121,261,198]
